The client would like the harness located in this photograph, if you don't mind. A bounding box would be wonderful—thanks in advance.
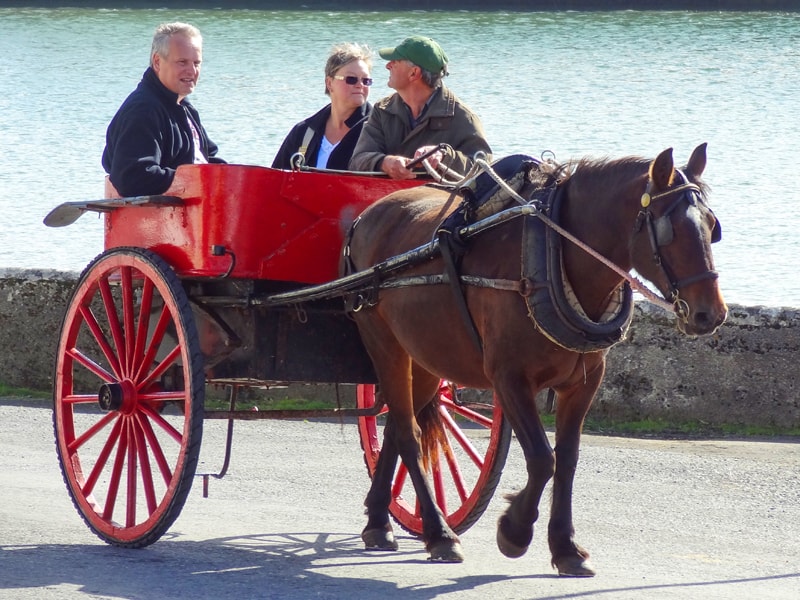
[276,154,722,355]
[435,157,634,353]
[632,170,721,320]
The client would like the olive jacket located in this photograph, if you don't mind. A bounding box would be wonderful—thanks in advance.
[348,84,491,174]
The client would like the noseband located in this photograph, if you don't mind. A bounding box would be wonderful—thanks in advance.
[633,170,722,320]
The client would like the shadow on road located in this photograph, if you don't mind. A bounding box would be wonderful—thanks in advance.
[2,531,798,599]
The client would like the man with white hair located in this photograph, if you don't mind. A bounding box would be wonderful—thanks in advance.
[102,22,224,196]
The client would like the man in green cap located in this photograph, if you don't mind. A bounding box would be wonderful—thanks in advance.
[349,35,491,179]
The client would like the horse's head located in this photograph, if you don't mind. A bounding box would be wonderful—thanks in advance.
[630,143,727,335]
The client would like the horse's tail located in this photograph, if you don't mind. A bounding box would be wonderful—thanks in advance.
[417,396,445,473]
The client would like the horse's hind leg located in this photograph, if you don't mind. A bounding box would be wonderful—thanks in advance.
[358,335,463,561]
[362,412,401,551]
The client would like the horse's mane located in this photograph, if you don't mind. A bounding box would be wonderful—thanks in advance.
[559,155,710,199]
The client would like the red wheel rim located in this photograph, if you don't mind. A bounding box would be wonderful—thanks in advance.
[357,382,508,536]
[54,249,203,547]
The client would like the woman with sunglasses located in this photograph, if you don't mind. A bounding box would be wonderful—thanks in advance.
[272,42,373,171]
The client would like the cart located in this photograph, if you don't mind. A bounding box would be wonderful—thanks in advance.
[45,163,511,548]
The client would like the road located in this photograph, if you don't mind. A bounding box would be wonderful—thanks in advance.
[1,397,798,599]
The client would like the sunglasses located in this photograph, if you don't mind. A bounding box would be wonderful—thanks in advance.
[333,75,373,87]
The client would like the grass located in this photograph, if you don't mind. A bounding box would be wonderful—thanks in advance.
[581,416,800,439]
[2,383,798,439]
[0,383,50,400]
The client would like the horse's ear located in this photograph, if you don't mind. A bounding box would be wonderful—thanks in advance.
[649,147,674,190]
[686,143,708,178]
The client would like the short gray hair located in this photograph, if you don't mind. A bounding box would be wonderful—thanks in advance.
[150,22,202,67]
[417,63,445,89]
[324,42,373,95]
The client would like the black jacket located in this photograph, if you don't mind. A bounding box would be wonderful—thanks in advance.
[271,102,371,170]
[102,68,223,196]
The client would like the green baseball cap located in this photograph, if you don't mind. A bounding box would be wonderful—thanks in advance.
[379,36,449,73]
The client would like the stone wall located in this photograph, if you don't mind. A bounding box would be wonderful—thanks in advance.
[1,268,798,428]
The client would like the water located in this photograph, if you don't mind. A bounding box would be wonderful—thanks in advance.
[1,8,799,307]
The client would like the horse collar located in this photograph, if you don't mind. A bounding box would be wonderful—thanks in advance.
[521,185,634,353]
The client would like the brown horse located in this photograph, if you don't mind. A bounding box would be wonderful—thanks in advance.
[344,144,727,575]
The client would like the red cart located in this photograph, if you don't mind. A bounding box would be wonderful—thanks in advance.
[45,164,510,548]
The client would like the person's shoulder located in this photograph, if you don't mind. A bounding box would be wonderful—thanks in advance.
[443,85,480,115]
[373,93,400,111]
[307,103,333,127]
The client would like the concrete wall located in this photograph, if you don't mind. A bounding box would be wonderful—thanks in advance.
[1,268,798,428]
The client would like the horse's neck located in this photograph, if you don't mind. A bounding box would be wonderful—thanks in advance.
[561,182,639,321]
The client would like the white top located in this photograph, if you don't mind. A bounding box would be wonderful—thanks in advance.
[316,136,338,169]
[187,116,208,164]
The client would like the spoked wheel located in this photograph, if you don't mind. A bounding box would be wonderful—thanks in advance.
[53,247,205,548]
[357,382,511,536]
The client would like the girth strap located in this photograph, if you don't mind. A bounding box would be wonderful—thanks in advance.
[437,227,484,354]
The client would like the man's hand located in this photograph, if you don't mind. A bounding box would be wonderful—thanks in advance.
[381,155,417,180]
[412,145,443,169]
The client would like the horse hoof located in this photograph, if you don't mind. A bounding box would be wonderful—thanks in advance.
[362,526,399,551]
[428,540,465,563]
[496,527,528,558]
[554,556,596,577]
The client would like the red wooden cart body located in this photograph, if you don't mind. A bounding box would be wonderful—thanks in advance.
[103,164,422,282]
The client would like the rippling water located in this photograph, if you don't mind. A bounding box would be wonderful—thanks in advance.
[1,8,799,307]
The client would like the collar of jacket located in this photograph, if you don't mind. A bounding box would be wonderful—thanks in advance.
[142,67,192,109]
[382,85,455,121]
[306,101,372,132]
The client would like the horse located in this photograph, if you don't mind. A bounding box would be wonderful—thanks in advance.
[343,143,727,575]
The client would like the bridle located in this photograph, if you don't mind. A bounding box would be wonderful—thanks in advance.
[633,169,722,320]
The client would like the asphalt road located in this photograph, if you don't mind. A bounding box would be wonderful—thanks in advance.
[1,397,798,600]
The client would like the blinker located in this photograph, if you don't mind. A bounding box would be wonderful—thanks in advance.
[711,217,722,243]
[654,216,673,246]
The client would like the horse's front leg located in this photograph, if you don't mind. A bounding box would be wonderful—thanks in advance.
[494,376,555,560]
[548,361,605,577]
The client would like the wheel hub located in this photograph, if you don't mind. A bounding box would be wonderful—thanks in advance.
[98,382,134,412]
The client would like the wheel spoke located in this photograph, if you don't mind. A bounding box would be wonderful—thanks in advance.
[66,348,117,384]
[437,424,470,503]
[391,461,409,500]
[126,418,138,527]
[121,266,136,376]
[67,412,117,454]
[444,399,493,429]
[82,416,123,497]
[439,407,483,467]
[138,390,188,402]
[77,305,122,380]
[63,393,103,405]
[132,278,155,378]
[137,410,174,486]
[139,403,183,444]
[98,277,128,377]
[103,419,129,521]
[137,345,181,391]
[134,307,177,386]
[133,414,159,516]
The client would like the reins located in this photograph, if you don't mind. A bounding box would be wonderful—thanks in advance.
[471,158,679,314]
